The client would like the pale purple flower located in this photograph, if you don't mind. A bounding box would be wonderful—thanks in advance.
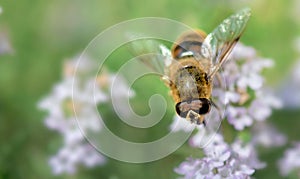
[49,144,105,175]
[237,73,263,90]
[175,158,215,179]
[278,143,300,176]
[222,88,281,131]
[0,32,13,55]
[248,89,282,121]
[203,134,231,167]
[231,140,266,170]
[278,38,300,108]
[39,55,135,174]
[235,57,273,90]
[0,9,13,55]
[279,59,300,108]
[252,122,287,148]
[213,89,240,105]
[220,43,278,130]
[175,134,265,178]
[225,43,273,91]
[226,106,253,130]
[228,43,256,60]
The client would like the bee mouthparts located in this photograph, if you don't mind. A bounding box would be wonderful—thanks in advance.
[186,110,205,125]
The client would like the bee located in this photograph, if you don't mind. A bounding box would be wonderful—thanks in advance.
[129,8,251,125]
[168,29,214,125]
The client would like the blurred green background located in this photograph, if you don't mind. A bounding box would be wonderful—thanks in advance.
[1,0,300,178]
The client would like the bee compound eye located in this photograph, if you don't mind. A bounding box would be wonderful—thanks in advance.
[175,98,211,118]
[198,98,211,115]
[175,102,188,118]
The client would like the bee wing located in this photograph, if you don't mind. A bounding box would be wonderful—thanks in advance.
[128,37,174,76]
[201,8,251,79]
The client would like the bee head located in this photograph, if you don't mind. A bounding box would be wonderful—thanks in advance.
[175,98,211,124]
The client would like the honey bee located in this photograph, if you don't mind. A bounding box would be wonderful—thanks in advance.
[130,8,251,125]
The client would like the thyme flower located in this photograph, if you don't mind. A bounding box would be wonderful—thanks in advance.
[38,55,134,174]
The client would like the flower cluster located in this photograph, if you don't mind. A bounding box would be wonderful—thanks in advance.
[168,43,285,178]
[214,43,281,130]
[38,55,134,174]
[175,134,265,179]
